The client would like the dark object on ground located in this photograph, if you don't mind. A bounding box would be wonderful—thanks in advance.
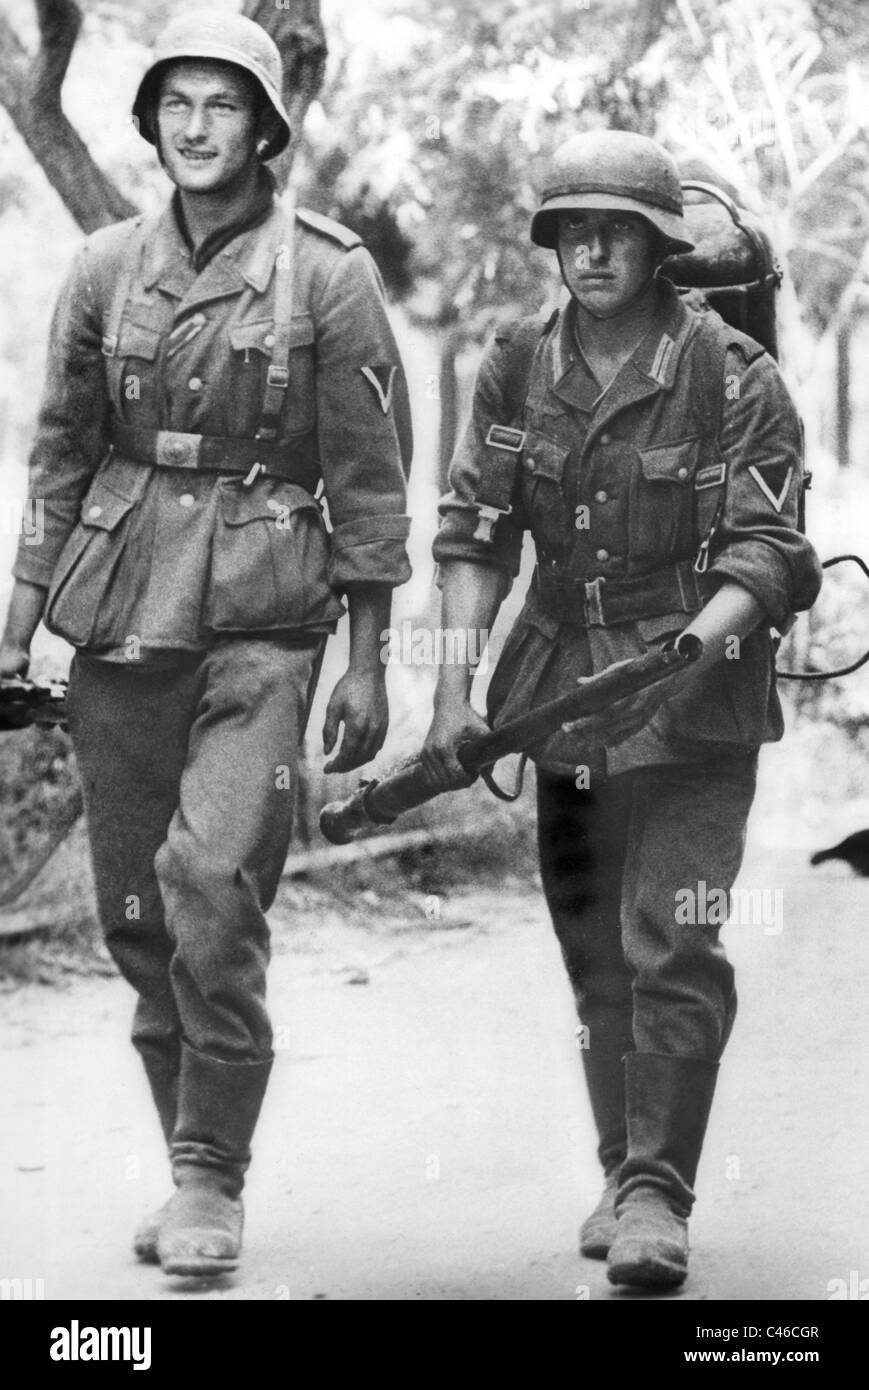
[0,676,68,731]
[810,831,869,875]
[320,643,699,845]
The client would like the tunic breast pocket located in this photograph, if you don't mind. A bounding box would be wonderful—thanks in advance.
[630,437,698,564]
[111,320,161,413]
[203,479,344,634]
[520,429,571,555]
[230,313,316,436]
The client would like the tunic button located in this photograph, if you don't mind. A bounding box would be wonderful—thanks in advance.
[600,432,612,444]
[596,548,609,562]
[179,493,195,508]
[677,467,689,480]
[264,333,275,348]
[188,377,203,392]
[87,505,103,520]
[594,490,608,503]
[525,457,535,471]
[169,440,185,459]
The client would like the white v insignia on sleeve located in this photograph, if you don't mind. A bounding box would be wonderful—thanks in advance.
[360,365,397,413]
[747,464,793,513]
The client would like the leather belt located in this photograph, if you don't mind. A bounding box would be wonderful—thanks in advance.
[534,560,709,628]
[109,422,320,492]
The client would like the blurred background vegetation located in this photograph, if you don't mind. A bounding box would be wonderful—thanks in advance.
[2,0,869,949]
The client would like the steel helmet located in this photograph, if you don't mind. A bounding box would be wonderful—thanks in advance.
[531,131,694,254]
[132,10,292,161]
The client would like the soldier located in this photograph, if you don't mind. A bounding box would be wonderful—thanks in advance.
[422,131,821,1289]
[0,11,411,1277]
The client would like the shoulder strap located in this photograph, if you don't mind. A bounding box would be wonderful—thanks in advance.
[256,189,297,447]
[689,315,734,573]
[295,207,363,250]
[100,216,148,409]
[471,313,555,541]
[503,313,555,421]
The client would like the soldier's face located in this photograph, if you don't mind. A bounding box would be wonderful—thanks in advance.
[156,61,261,193]
[557,210,663,317]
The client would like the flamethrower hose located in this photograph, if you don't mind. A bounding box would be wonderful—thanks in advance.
[777,555,869,680]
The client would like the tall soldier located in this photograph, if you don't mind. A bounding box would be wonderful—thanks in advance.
[0,11,411,1277]
[423,131,821,1289]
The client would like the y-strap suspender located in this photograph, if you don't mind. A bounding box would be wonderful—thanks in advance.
[472,316,553,541]
[256,188,297,445]
[690,321,730,574]
[102,201,300,477]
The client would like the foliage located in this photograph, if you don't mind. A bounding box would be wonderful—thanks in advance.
[306,0,671,333]
[302,0,869,355]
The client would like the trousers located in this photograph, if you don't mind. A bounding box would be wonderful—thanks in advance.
[66,636,324,1065]
[536,754,758,1061]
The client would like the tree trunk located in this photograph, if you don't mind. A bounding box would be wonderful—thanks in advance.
[242,0,327,193]
[0,0,137,231]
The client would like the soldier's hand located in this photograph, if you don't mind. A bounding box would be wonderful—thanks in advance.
[562,680,670,749]
[323,667,389,773]
[0,641,31,680]
[421,699,489,791]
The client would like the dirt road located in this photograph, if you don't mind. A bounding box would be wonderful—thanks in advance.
[2,813,868,1303]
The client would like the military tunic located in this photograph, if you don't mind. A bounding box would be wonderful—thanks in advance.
[15,195,412,1065]
[15,197,412,659]
[435,279,820,777]
[434,280,821,1061]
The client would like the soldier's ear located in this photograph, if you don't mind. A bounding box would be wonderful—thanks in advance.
[255,107,283,161]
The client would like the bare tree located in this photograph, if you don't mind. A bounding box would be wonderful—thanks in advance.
[0,0,327,232]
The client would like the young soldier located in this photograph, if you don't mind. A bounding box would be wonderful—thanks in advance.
[422,131,821,1289]
[0,12,411,1277]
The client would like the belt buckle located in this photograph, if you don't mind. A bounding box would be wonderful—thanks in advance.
[583,576,606,627]
[155,430,200,469]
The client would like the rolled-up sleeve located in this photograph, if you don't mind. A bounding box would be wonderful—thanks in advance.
[13,243,110,588]
[432,328,526,586]
[314,245,412,593]
[707,349,822,628]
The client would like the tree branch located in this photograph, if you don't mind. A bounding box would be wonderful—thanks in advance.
[0,0,136,231]
[243,0,328,189]
[32,0,79,111]
[623,0,670,67]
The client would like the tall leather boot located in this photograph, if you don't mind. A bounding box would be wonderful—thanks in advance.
[606,1053,718,1289]
[578,1022,633,1259]
[132,1044,180,1263]
[139,1044,180,1145]
[157,1043,273,1277]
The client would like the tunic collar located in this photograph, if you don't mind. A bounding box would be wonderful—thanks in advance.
[549,278,694,416]
[141,192,288,306]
